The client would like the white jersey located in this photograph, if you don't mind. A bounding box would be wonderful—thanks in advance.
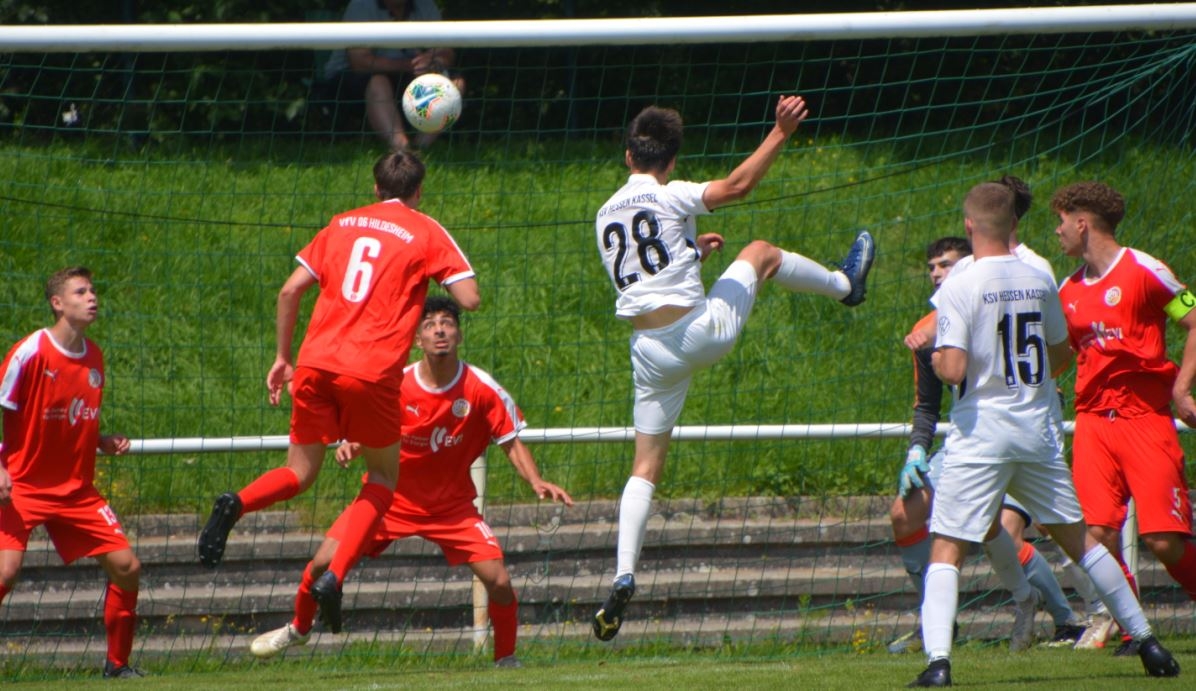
[595,174,710,319]
[947,243,1056,284]
[932,255,1068,462]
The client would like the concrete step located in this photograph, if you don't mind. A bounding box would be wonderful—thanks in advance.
[5,496,1194,656]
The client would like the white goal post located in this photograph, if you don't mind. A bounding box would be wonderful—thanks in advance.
[3,4,1196,54]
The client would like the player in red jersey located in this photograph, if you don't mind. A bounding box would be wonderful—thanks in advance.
[198,151,480,633]
[0,266,143,678]
[1052,182,1196,621]
[248,296,572,665]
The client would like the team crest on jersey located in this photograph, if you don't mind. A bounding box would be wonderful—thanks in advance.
[88,368,102,388]
[452,398,471,418]
[1103,286,1121,307]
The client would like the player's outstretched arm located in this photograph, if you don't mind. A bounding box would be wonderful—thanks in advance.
[501,438,574,506]
[1172,309,1196,427]
[702,95,808,211]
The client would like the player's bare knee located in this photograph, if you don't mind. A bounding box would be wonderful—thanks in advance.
[736,240,781,278]
[487,577,515,605]
[0,564,21,588]
[1142,533,1185,563]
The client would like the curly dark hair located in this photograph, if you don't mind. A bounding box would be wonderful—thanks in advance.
[1049,181,1126,232]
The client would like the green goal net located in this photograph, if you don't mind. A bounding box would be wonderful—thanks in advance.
[1,8,1194,677]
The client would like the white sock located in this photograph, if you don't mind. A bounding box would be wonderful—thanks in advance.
[615,476,655,579]
[773,251,850,299]
[984,530,1033,602]
[1023,548,1073,624]
[1080,543,1151,639]
[921,562,960,660]
[1061,554,1106,615]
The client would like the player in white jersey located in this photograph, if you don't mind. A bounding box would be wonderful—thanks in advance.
[591,95,876,641]
[896,177,1087,652]
[908,182,1179,687]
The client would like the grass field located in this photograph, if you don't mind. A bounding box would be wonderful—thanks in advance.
[5,637,1195,689]
[1,135,1193,526]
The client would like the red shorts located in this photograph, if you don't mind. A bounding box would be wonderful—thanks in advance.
[289,366,401,447]
[327,506,503,566]
[1072,410,1192,536]
[0,487,131,564]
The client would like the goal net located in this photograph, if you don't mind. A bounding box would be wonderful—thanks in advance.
[1,5,1194,675]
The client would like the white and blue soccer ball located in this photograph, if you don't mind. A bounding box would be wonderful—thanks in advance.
[401,73,462,134]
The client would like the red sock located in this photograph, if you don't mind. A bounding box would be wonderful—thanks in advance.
[326,482,392,583]
[292,563,318,635]
[238,467,302,514]
[489,592,519,661]
[0,583,10,604]
[895,525,930,547]
[1162,539,1196,602]
[1017,541,1036,567]
[103,583,138,667]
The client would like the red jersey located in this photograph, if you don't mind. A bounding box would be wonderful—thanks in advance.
[392,361,525,517]
[1059,248,1186,416]
[296,199,474,389]
[0,329,106,499]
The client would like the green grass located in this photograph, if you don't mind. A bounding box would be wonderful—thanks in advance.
[1,132,1194,524]
[5,637,1195,689]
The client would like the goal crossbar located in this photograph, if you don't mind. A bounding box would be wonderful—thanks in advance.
[4,4,1196,53]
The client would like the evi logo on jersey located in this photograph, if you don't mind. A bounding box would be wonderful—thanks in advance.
[429,426,465,453]
[68,397,100,426]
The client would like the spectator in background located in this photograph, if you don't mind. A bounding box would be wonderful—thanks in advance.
[318,0,462,150]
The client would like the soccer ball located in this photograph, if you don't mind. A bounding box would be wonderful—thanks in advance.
[401,73,462,134]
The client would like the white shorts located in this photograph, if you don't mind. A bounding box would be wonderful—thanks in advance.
[630,261,759,434]
[930,456,1083,543]
[925,448,1034,524]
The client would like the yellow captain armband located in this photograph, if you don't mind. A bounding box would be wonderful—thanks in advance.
[1165,289,1196,322]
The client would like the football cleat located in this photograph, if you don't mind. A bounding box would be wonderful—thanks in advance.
[1043,622,1087,648]
[1009,589,1040,652]
[494,655,523,669]
[311,570,345,634]
[102,661,146,679]
[1073,612,1115,650]
[592,573,636,642]
[908,658,952,687]
[1114,637,1140,657]
[250,622,310,659]
[1137,636,1180,677]
[197,492,242,567]
[838,229,876,307]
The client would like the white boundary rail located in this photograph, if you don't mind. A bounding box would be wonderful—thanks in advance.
[126,421,1190,455]
[2,4,1196,53]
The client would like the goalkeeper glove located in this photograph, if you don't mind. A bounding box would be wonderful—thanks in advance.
[898,445,930,496]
